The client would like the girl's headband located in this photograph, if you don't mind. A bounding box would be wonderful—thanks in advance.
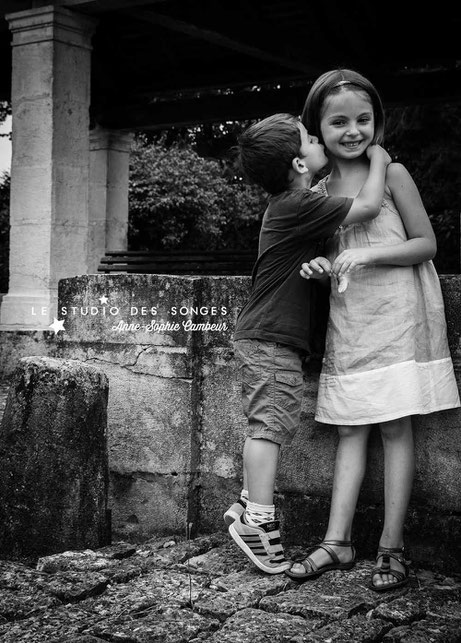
[333,80,353,87]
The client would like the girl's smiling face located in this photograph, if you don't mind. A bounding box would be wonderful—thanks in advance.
[320,90,375,160]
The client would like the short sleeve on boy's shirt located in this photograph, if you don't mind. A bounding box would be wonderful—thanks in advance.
[234,188,353,354]
[258,189,352,253]
[296,190,353,239]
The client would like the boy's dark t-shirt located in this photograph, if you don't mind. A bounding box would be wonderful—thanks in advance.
[234,188,353,354]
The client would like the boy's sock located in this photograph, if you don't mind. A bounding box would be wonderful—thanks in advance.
[245,500,275,526]
[223,489,249,526]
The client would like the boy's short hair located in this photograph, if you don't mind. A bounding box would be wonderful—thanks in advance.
[236,113,301,194]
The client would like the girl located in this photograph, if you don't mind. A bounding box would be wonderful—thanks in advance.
[286,69,460,590]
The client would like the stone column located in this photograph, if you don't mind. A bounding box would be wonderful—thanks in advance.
[88,127,133,273]
[0,6,97,329]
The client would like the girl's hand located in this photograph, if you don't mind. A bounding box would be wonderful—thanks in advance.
[300,256,332,280]
[332,248,373,276]
[366,144,392,167]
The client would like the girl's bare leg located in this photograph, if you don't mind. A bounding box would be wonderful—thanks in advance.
[373,416,414,587]
[291,424,371,573]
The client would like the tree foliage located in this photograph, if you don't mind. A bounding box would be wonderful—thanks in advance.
[0,172,10,293]
[0,103,459,287]
[128,133,266,251]
[0,101,11,143]
[0,101,11,126]
[384,104,461,273]
[128,106,461,272]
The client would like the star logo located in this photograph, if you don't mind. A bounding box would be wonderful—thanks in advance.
[99,295,109,305]
[49,318,65,335]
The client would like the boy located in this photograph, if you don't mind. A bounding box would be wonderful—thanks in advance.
[226,113,391,574]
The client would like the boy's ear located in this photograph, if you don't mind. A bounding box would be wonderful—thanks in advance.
[291,157,309,175]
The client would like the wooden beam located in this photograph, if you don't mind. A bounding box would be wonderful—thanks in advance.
[98,88,301,131]
[0,0,166,21]
[97,69,461,131]
[122,8,321,75]
[128,74,313,102]
[59,0,166,11]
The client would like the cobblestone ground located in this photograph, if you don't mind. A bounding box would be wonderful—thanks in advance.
[0,533,460,642]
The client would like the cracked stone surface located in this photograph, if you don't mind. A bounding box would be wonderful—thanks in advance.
[0,533,460,642]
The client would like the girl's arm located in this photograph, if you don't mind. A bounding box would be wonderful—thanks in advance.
[332,163,437,276]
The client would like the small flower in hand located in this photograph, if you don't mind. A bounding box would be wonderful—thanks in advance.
[337,274,349,293]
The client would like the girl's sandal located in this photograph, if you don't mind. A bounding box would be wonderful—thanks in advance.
[370,546,410,592]
[285,539,356,582]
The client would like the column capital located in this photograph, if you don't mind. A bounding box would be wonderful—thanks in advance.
[90,126,134,154]
[6,5,98,50]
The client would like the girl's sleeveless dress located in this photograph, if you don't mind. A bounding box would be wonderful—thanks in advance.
[313,177,460,425]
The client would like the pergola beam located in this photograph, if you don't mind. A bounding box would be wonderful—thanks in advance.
[99,68,461,131]
[60,0,166,10]
[122,8,321,75]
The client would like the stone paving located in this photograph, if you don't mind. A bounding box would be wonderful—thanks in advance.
[1,533,460,642]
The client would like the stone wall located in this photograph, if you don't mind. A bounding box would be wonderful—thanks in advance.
[0,273,460,571]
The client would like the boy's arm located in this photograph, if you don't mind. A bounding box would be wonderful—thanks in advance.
[344,145,392,224]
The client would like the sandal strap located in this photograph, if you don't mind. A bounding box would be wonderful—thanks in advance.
[317,543,340,565]
[376,547,408,566]
[324,540,356,562]
[372,564,407,583]
[377,545,405,554]
[299,557,316,573]
[373,546,410,584]
[299,541,341,572]
[297,540,355,573]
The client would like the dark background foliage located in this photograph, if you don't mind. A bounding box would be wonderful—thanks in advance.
[128,104,461,274]
[128,131,265,252]
[384,104,460,274]
[0,102,459,294]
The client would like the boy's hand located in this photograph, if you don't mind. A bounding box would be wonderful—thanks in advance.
[366,144,392,166]
[300,256,331,280]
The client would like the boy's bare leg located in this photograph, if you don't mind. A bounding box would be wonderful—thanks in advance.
[229,436,290,574]
[244,436,280,505]
[290,424,371,574]
[373,416,414,587]
[242,439,249,493]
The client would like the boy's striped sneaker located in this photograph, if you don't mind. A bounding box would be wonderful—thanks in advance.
[228,513,292,574]
[223,498,247,526]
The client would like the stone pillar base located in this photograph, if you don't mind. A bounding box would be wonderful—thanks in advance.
[0,291,58,329]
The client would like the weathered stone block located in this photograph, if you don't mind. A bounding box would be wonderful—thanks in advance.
[58,273,203,345]
[0,356,109,557]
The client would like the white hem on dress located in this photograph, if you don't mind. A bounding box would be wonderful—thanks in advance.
[315,358,460,425]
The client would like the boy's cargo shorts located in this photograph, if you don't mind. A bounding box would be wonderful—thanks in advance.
[233,339,305,445]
